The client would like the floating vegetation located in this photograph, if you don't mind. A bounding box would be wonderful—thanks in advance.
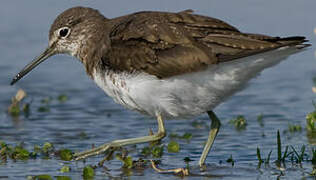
[83,165,95,179]
[141,144,164,158]
[169,132,192,140]
[257,114,264,127]
[288,124,302,133]
[0,142,31,161]
[191,120,207,129]
[306,111,316,133]
[57,94,68,102]
[42,142,54,155]
[27,174,53,180]
[56,176,71,180]
[167,141,180,153]
[56,149,73,161]
[60,165,71,173]
[229,115,247,130]
[116,154,133,169]
[38,106,50,112]
[8,89,28,117]
[0,141,75,162]
[151,146,164,158]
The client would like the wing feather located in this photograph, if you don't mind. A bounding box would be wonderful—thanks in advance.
[102,11,307,78]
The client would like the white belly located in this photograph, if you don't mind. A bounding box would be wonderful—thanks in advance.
[93,46,304,119]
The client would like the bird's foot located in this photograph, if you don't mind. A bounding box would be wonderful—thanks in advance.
[150,160,189,176]
[73,143,114,161]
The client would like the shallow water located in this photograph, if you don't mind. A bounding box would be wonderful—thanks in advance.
[1,0,316,179]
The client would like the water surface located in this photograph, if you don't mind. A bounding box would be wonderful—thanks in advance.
[1,0,316,179]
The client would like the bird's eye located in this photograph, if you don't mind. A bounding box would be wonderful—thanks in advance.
[59,27,70,38]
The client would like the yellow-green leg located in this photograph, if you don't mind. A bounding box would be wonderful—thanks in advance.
[198,111,221,167]
[73,113,166,160]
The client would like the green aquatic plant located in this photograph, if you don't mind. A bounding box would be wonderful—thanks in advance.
[169,132,192,140]
[56,176,71,180]
[8,89,28,117]
[60,166,71,173]
[290,145,306,164]
[58,94,68,102]
[116,154,133,169]
[38,106,50,112]
[257,113,264,127]
[83,165,95,179]
[57,149,73,161]
[167,141,180,153]
[288,124,302,133]
[40,97,53,104]
[42,142,54,155]
[229,115,247,130]
[151,146,164,158]
[306,111,316,132]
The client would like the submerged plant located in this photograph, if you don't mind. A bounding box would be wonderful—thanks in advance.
[83,165,95,179]
[306,111,316,132]
[288,124,302,133]
[167,141,180,153]
[229,115,247,130]
[8,89,28,117]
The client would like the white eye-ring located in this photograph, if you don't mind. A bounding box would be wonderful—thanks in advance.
[58,27,71,38]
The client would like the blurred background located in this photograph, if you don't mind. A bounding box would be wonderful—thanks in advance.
[0,0,316,179]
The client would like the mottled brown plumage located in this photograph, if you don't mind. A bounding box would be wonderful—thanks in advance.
[101,9,306,78]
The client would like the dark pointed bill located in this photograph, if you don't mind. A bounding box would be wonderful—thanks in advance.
[10,47,55,85]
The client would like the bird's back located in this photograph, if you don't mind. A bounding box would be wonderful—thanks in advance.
[102,10,307,79]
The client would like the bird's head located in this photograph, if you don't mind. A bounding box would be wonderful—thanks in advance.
[11,7,108,85]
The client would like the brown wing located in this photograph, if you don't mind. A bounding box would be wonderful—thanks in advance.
[103,10,307,78]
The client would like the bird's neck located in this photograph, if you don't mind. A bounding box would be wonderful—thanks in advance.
[76,20,111,79]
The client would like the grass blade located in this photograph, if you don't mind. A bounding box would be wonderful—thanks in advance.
[277,130,281,161]
[257,147,263,163]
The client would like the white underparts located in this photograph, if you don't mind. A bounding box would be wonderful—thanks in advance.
[93,46,304,119]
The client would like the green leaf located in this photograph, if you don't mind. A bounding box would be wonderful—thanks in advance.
[12,146,29,160]
[141,146,151,156]
[58,94,68,102]
[34,174,53,180]
[151,146,164,158]
[123,156,133,169]
[9,105,20,116]
[182,133,192,140]
[60,166,71,173]
[40,97,52,104]
[38,106,50,112]
[58,149,73,161]
[256,147,263,163]
[167,141,180,153]
[56,176,71,180]
[306,111,316,132]
[229,115,247,130]
[42,142,54,154]
[83,165,94,179]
